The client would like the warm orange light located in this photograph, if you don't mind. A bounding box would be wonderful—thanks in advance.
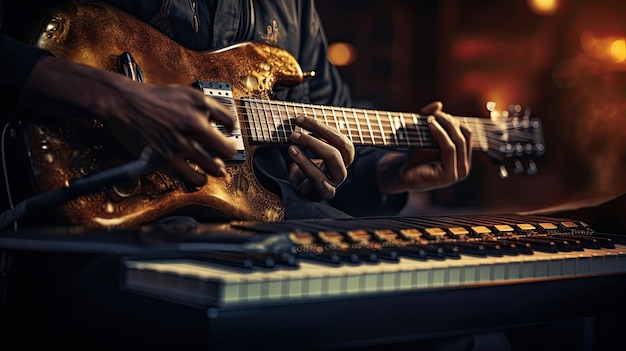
[328,42,357,66]
[580,30,626,64]
[609,39,626,63]
[526,0,560,15]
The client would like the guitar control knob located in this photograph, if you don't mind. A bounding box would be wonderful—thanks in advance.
[526,159,538,175]
[109,178,141,202]
[182,161,204,192]
[513,159,524,174]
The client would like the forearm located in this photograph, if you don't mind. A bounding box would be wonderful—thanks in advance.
[0,34,52,121]
[17,55,131,123]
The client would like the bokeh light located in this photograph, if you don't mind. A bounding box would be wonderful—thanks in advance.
[580,30,626,63]
[328,42,357,66]
[526,0,560,15]
[609,39,626,63]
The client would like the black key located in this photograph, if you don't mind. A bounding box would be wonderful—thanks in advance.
[349,247,379,263]
[496,240,534,255]
[393,244,428,260]
[523,237,572,252]
[329,247,361,264]
[371,245,400,262]
[297,248,342,265]
[440,242,487,257]
[510,238,558,253]
[468,241,506,256]
[559,234,614,249]
[590,235,615,249]
[267,252,300,267]
[543,236,584,251]
[423,244,460,259]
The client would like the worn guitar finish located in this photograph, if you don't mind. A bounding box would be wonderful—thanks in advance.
[24,2,545,229]
[27,2,295,227]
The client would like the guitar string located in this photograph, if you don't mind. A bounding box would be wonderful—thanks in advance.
[230,114,537,137]
[205,96,541,153]
[230,112,540,151]
[230,108,540,148]
[233,109,538,134]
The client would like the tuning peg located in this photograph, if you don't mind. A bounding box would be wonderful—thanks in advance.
[523,106,532,117]
[514,159,524,174]
[498,164,509,179]
[509,104,522,116]
[526,159,538,175]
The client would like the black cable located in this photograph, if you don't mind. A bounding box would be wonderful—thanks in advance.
[0,147,153,230]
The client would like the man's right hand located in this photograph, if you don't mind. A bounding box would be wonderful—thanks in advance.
[19,56,238,187]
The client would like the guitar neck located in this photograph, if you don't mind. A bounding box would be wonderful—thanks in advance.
[239,99,490,151]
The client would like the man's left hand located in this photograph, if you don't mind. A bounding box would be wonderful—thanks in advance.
[287,116,355,201]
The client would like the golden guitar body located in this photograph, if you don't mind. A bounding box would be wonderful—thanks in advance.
[24,2,302,228]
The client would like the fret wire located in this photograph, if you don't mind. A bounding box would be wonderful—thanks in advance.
[340,107,353,143]
[466,118,489,149]
[375,110,386,145]
[280,101,289,142]
[286,102,295,131]
[310,103,317,124]
[249,100,258,141]
[330,107,342,135]
[292,102,303,134]
[238,100,248,140]
[264,101,274,142]
[252,99,263,142]
[266,102,278,142]
[399,112,409,147]
[363,110,375,145]
[254,100,264,142]
[319,105,329,129]
[299,102,308,133]
[412,114,423,146]
[352,108,364,145]
[271,101,281,142]
[237,100,246,140]
[279,101,291,142]
[260,100,271,142]
[274,100,288,143]
[245,100,258,142]
[470,119,480,148]
[246,100,255,141]
[387,111,399,147]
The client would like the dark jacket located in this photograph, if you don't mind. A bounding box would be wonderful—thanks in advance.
[0,0,407,222]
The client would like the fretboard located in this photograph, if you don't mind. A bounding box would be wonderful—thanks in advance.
[239,99,490,151]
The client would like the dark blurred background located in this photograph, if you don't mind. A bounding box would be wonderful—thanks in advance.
[316,0,626,216]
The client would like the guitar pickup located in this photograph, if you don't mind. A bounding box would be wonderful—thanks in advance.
[196,80,246,161]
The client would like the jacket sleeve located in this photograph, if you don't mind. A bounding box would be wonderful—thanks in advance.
[296,1,408,216]
[0,2,52,121]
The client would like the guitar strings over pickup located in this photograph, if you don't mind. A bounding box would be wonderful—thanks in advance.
[196,80,246,161]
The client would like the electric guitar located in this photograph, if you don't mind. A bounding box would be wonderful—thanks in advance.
[16,1,545,228]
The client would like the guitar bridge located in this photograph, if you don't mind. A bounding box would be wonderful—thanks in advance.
[196,80,245,161]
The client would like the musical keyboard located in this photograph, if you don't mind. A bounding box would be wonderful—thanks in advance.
[3,213,626,350]
[123,214,626,307]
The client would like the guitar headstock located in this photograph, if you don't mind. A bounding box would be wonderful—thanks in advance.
[484,104,546,179]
